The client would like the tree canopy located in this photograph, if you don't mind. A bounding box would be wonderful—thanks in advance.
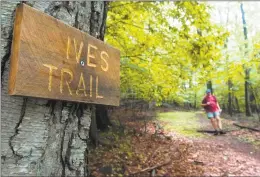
[106,1,260,113]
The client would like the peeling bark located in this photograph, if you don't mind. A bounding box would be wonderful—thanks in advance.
[9,97,28,161]
[1,1,107,176]
[90,1,104,38]
[1,2,18,82]
[99,2,109,41]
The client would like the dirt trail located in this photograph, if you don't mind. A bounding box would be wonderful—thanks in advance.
[196,112,260,160]
[174,111,260,176]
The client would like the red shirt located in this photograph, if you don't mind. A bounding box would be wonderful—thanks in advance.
[202,95,218,112]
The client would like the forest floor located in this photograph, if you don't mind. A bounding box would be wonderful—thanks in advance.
[88,108,260,176]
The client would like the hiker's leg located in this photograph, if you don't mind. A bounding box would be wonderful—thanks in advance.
[213,112,222,130]
[207,112,218,130]
[215,116,222,130]
[210,118,218,130]
[216,117,225,134]
[210,118,219,135]
[214,112,225,134]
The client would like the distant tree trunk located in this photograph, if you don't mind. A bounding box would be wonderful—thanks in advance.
[1,1,108,176]
[250,85,260,121]
[240,3,252,117]
[228,80,233,116]
[207,81,213,94]
[245,68,252,116]
[224,35,233,116]
[235,96,240,113]
[194,92,197,108]
[224,4,233,116]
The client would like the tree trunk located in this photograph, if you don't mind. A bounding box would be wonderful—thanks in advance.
[250,85,260,121]
[235,96,240,113]
[225,5,233,117]
[228,79,233,116]
[245,68,252,116]
[96,105,112,131]
[240,3,252,117]
[194,92,197,109]
[224,36,232,116]
[207,80,213,94]
[1,1,108,176]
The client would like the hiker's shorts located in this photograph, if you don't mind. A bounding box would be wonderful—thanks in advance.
[207,111,220,119]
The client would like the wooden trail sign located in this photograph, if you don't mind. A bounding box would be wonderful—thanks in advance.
[9,4,120,106]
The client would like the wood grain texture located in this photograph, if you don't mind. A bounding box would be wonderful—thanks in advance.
[8,4,120,106]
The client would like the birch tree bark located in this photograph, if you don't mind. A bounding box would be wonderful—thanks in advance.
[1,1,108,176]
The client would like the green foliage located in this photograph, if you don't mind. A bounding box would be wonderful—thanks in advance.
[106,1,228,105]
[210,8,260,113]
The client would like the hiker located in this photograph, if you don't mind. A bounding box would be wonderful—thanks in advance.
[201,89,224,135]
